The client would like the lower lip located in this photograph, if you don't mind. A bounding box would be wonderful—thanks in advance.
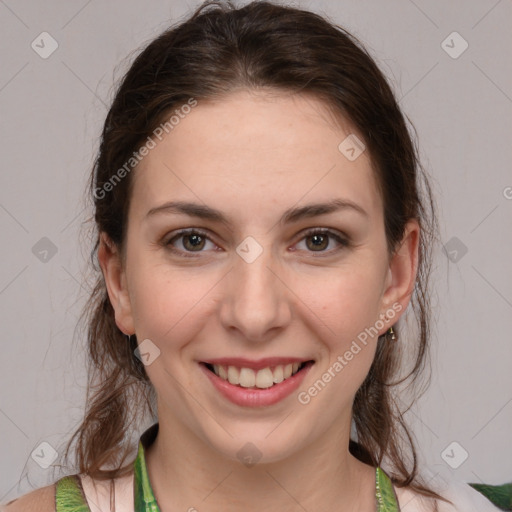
[200,362,314,407]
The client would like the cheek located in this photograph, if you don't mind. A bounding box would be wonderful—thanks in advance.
[302,271,382,403]
[293,263,385,340]
[129,262,215,343]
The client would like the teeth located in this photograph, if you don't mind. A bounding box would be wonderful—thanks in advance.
[239,368,256,388]
[255,368,274,388]
[272,365,284,384]
[211,362,305,388]
[218,365,228,380]
[227,366,239,385]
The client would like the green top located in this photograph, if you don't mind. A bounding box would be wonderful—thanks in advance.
[55,423,400,511]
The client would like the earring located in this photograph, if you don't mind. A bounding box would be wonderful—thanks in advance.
[387,326,397,341]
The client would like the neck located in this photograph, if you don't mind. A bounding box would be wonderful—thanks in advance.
[144,412,376,512]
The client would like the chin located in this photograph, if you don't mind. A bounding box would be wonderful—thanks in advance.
[203,426,308,467]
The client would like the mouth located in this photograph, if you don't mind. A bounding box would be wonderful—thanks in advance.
[200,359,315,390]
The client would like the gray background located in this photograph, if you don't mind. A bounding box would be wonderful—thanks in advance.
[1,0,511,502]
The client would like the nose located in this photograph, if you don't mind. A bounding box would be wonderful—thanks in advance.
[219,241,292,343]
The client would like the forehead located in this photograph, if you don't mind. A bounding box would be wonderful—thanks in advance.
[130,90,382,225]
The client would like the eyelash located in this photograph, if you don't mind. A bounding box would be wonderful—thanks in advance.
[162,228,350,258]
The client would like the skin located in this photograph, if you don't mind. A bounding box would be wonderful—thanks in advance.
[98,89,419,512]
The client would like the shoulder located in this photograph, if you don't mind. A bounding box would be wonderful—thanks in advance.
[0,484,56,512]
[0,472,135,512]
[394,478,503,512]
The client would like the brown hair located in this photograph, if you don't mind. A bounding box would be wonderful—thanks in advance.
[62,0,445,504]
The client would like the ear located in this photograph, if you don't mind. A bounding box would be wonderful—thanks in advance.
[97,232,135,335]
[379,219,420,333]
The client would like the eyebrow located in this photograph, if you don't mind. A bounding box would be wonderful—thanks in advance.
[144,198,368,226]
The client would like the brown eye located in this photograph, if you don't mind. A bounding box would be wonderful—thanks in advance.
[164,229,217,257]
[305,233,329,251]
[296,229,349,254]
[181,233,206,251]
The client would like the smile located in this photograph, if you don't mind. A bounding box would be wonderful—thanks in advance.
[199,358,315,407]
[205,361,310,389]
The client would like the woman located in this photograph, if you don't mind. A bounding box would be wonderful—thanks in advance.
[2,1,502,511]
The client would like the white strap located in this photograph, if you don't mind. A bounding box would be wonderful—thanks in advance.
[79,473,134,512]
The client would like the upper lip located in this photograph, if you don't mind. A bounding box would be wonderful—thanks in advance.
[200,357,313,371]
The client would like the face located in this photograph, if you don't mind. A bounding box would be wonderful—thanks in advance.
[100,89,418,464]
